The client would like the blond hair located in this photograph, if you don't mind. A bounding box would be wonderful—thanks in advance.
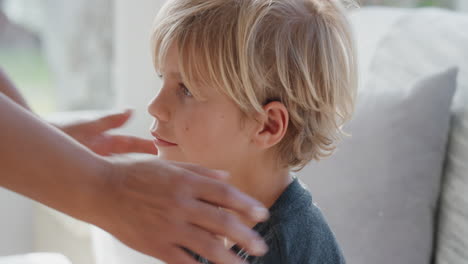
[151,0,358,171]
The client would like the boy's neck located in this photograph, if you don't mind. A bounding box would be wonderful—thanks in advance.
[222,160,292,248]
[237,170,292,209]
[228,158,292,225]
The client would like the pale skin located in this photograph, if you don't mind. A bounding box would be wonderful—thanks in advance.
[149,44,293,250]
[0,69,269,264]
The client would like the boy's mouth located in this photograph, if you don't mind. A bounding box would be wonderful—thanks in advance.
[152,132,178,147]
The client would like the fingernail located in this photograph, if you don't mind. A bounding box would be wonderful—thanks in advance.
[214,170,230,179]
[251,239,268,255]
[251,206,269,221]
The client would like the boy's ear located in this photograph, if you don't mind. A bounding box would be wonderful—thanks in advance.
[252,101,289,149]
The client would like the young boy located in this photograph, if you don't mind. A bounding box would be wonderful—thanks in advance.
[148,0,357,263]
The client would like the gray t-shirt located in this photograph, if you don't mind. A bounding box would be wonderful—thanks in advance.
[185,178,346,263]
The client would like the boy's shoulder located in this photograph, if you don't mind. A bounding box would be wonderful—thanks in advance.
[252,178,346,264]
[186,178,346,264]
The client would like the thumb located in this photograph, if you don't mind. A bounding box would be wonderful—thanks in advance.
[94,109,133,133]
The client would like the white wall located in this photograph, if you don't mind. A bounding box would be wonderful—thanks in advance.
[92,1,166,263]
[0,188,33,255]
[113,0,164,138]
[456,0,468,12]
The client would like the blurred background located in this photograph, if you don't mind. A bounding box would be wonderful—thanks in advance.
[0,0,467,264]
[0,0,463,115]
[0,0,114,115]
[0,0,467,114]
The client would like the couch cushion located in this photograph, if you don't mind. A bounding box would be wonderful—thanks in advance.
[437,111,468,264]
[351,8,468,264]
[299,65,457,264]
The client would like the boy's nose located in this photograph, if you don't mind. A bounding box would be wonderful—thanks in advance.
[147,93,171,122]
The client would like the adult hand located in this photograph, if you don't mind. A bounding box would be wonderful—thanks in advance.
[93,157,269,264]
[57,110,157,156]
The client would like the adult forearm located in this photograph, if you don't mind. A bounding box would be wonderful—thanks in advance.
[0,94,108,223]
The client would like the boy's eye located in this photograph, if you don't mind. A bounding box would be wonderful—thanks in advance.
[179,83,193,97]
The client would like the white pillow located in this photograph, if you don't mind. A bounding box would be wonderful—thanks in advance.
[347,7,468,264]
[299,65,458,264]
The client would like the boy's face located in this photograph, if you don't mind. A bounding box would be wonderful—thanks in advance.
[148,44,256,172]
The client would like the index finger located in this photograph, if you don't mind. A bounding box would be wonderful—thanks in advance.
[93,110,132,133]
[110,135,157,155]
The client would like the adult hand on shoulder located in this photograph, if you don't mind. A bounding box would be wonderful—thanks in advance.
[93,157,269,264]
[57,110,157,156]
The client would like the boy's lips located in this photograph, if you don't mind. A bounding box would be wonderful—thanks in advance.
[151,132,178,147]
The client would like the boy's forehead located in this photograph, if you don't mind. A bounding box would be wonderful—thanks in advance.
[160,69,182,80]
[160,44,181,77]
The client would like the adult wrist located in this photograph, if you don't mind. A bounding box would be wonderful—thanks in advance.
[76,155,117,228]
